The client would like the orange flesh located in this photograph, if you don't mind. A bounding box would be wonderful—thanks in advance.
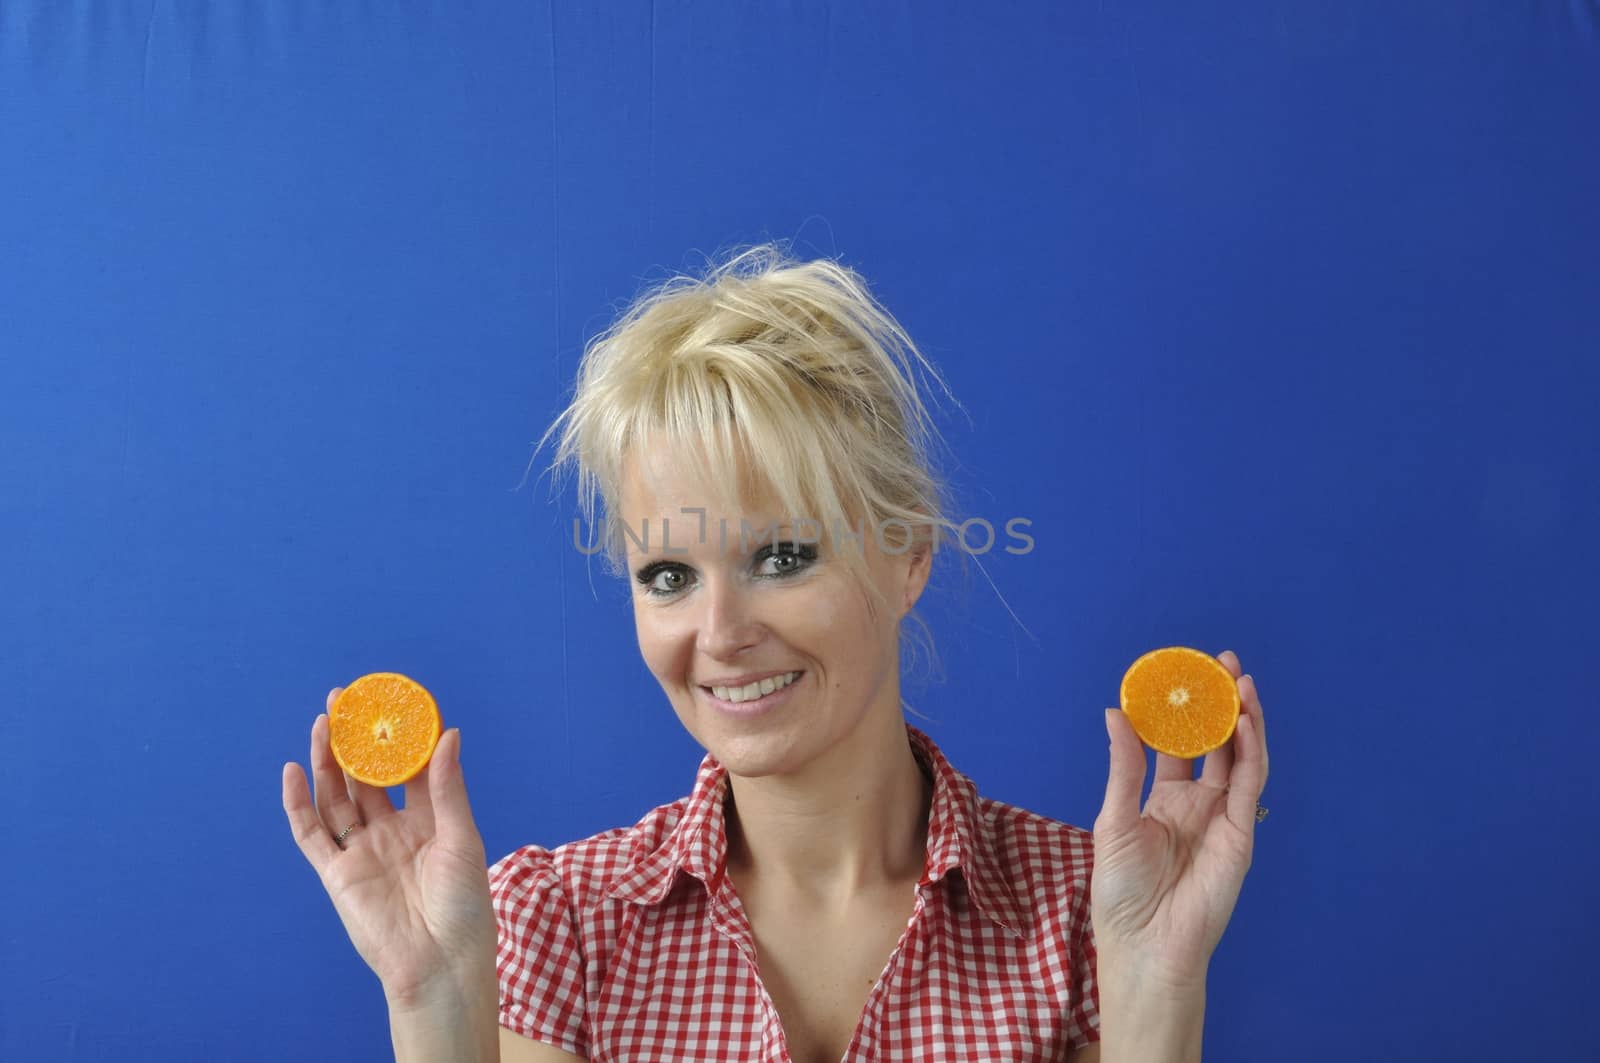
[1119,647,1240,759]
[329,672,442,787]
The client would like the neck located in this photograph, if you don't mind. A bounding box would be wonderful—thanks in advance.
[722,709,933,912]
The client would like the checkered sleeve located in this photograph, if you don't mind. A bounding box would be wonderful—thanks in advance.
[488,845,589,1057]
[1067,876,1102,1049]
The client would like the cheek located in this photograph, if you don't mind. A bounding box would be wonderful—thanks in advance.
[797,579,887,668]
[630,604,667,672]
[632,604,693,680]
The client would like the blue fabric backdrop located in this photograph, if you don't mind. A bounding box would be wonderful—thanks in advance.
[3,3,1596,1060]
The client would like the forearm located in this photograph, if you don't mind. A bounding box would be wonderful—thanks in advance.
[386,971,500,1063]
[1095,954,1206,1063]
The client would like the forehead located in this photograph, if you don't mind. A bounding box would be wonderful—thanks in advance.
[614,438,847,564]
[618,435,779,518]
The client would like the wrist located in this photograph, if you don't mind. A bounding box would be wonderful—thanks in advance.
[1095,940,1209,997]
[384,959,499,1014]
[385,971,500,1063]
[1096,952,1207,1063]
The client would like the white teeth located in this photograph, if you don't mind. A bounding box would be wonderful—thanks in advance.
[711,671,799,704]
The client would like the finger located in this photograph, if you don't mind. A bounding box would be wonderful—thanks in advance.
[1097,708,1148,837]
[311,713,365,841]
[1226,708,1268,833]
[1200,667,1252,790]
[1153,650,1239,783]
[324,686,398,824]
[1242,673,1268,784]
[430,729,484,858]
[1154,750,1197,783]
[1199,725,1235,791]
[401,753,437,835]
[283,760,340,873]
[346,775,397,822]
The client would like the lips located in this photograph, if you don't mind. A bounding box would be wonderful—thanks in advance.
[700,670,803,701]
[698,669,802,689]
[699,670,805,716]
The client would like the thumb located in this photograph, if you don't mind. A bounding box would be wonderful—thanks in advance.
[429,729,483,853]
[1098,708,1146,836]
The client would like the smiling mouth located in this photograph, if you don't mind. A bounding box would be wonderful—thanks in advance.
[700,670,804,704]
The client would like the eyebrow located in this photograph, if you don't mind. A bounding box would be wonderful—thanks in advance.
[628,525,816,569]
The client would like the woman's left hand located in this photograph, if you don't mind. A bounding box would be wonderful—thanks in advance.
[1089,649,1270,988]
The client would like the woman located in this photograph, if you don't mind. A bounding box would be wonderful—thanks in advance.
[282,244,1270,1062]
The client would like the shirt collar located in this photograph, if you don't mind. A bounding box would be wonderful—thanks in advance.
[604,723,1028,940]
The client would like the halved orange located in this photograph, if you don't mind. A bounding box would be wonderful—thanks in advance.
[329,673,443,787]
[1119,647,1240,759]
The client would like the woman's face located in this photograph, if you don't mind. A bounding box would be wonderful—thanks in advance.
[618,442,931,778]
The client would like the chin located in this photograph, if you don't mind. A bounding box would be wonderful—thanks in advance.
[694,723,805,778]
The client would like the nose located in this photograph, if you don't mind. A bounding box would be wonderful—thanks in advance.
[695,576,765,660]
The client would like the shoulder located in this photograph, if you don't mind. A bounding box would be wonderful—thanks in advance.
[972,794,1096,925]
[488,793,692,913]
[975,794,1095,877]
[488,801,698,1055]
[488,794,695,1039]
[970,796,1103,1045]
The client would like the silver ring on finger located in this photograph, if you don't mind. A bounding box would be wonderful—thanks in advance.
[335,822,361,846]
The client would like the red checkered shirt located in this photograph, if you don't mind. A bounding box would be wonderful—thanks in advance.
[488,723,1102,1061]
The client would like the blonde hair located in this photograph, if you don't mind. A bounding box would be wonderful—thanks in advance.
[526,241,976,683]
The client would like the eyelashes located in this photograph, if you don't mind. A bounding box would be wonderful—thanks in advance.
[634,542,820,598]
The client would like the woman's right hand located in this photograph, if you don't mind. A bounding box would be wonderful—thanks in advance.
[281,688,499,1008]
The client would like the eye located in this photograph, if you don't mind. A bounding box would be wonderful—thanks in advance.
[757,542,819,576]
[636,563,692,597]
[632,543,818,600]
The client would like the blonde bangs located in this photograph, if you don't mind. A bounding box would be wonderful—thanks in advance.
[529,241,969,616]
